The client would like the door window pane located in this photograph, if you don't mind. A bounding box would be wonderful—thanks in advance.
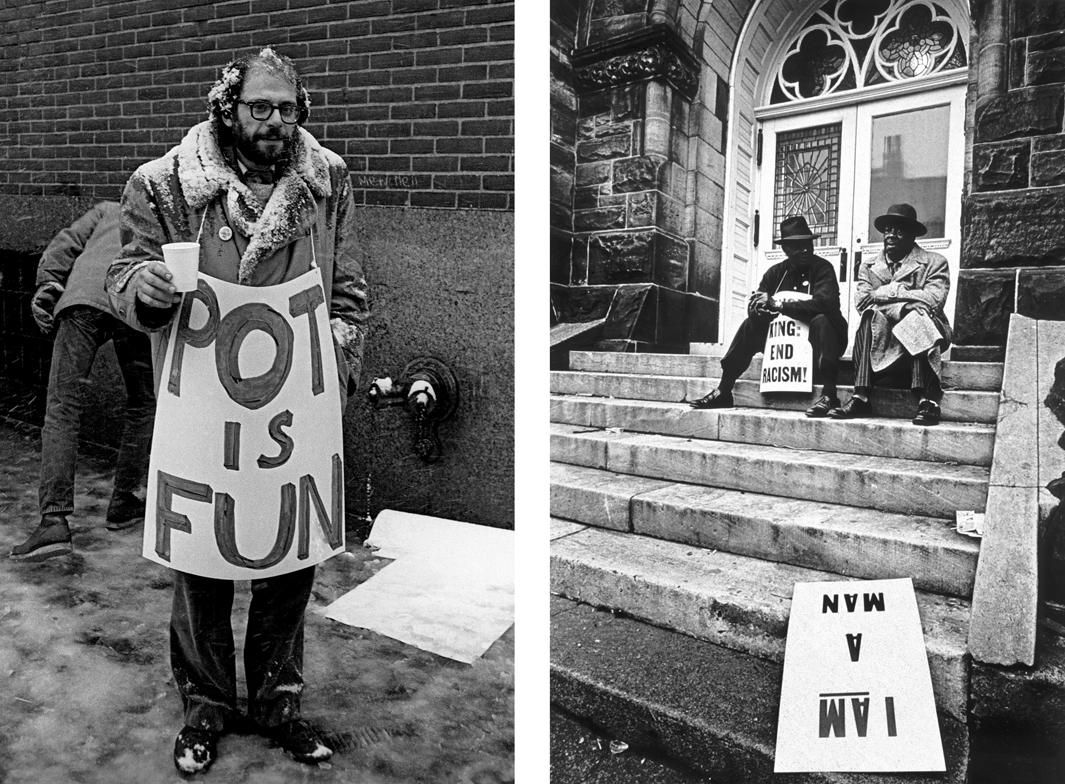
[773,122,842,245]
[866,104,949,238]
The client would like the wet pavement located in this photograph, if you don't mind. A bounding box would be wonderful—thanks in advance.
[0,422,513,784]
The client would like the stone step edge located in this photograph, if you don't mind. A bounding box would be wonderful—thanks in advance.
[550,394,995,467]
[551,595,969,784]
[551,371,999,424]
[572,350,1003,391]
[551,524,972,722]
[549,463,979,598]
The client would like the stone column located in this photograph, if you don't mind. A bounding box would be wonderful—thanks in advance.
[550,21,716,351]
[957,0,1065,358]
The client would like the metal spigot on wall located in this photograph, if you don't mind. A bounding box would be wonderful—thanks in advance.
[367,357,458,464]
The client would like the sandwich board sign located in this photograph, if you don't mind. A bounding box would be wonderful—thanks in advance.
[774,578,945,773]
[142,268,346,581]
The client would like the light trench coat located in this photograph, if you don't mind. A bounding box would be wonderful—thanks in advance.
[855,244,952,375]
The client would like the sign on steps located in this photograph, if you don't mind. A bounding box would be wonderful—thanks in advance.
[774,578,945,773]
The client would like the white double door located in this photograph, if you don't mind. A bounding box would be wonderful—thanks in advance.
[752,85,965,349]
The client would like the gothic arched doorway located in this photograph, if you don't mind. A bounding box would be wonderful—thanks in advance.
[719,0,971,346]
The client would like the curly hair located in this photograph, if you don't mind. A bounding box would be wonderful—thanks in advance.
[206,47,311,130]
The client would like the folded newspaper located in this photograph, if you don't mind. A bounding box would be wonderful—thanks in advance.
[893,309,940,355]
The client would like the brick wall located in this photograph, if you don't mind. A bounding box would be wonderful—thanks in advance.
[0,0,514,210]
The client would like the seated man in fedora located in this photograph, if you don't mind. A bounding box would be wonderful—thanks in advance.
[690,215,848,417]
[828,203,951,426]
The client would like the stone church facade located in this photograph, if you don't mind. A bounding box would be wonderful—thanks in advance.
[550,0,1065,360]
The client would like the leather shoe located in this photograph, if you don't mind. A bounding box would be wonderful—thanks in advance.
[827,396,871,419]
[912,399,941,426]
[689,389,733,409]
[805,394,840,418]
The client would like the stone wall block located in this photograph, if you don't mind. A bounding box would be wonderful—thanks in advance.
[953,271,1016,345]
[656,191,684,235]
[1029,30,1065,52]
[574,186,600,210]
[628,191,656,227]
[588,231,654,284]
[1026,48,1065,87]
[1017,268,1065,319]
[973,140,1031,191]
[551,233,572,285]
[550,168,574,207]
[551,141,574,169]
[613,155,664,193]
[591,0,647,21]
[610,85,642,122]
[576,161,612,188]
[1032,149,1065,186]
[550,203,571,232]
[1034,133,1065,152]
[1010,39,1027,90]
[975,87,1064,142]
[571,237,589,285]
[962,191,1065,267]
[579,89,614,117]
[654,234,689,290]
[1013,0,1065,39]
[573,206,627,232]
[576,133,633,162]
[577,116,597,141]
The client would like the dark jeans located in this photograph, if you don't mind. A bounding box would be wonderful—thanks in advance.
[721,312,845,396]
[170,566,316,732]
[39,306,155,516]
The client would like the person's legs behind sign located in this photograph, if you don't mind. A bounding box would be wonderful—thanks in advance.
[106,323,155,530]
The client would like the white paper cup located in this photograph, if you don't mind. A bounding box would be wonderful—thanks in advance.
[161,242,200,292]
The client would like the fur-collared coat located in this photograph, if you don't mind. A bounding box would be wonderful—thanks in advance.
[106,120,369,398]
[855,244,951,374]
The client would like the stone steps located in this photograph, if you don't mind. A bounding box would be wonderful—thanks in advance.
[551,394,995,466]
[572,349,1004,392]
[551,422,989,519]
[551,370,999,424]
[550,522,971,722]
[551,594,971,784]
[550,463,979,598]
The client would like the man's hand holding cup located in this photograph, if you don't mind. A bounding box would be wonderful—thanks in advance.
[131,262,182,309]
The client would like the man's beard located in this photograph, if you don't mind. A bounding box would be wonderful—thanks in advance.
[231,119,295,168]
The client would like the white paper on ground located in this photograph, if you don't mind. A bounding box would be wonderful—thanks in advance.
[322,510,514,664]
[774,577,945,773]
[955,510,985,538]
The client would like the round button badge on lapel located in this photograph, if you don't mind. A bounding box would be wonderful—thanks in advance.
[218,226,233,242]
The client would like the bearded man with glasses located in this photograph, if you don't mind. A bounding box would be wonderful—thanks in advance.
[105,47,369,773]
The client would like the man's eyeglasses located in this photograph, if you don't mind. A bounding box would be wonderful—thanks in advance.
[239,100,300,124]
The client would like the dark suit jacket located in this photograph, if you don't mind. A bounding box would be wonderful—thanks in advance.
[754,254,848,342]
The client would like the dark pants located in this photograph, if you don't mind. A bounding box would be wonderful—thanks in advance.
[170,566,316,732]
[39,306,155,517]
[721,312,845,396]
[851,310,942,401]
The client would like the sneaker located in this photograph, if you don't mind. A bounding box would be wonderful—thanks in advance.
[826,395,872,420]
[689,389,734,409]
[106,490,145,531]
[9,514,72,561]
[269,719,333,764]
[805,394,840,418]
[173,726,218,774]
[912,398,941,426]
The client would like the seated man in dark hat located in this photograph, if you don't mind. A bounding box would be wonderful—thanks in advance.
[828,203,952,426]
[690,215,848,417]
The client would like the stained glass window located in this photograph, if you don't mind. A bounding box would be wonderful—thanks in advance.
[773,123,842,244]
[771,0,966,104]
